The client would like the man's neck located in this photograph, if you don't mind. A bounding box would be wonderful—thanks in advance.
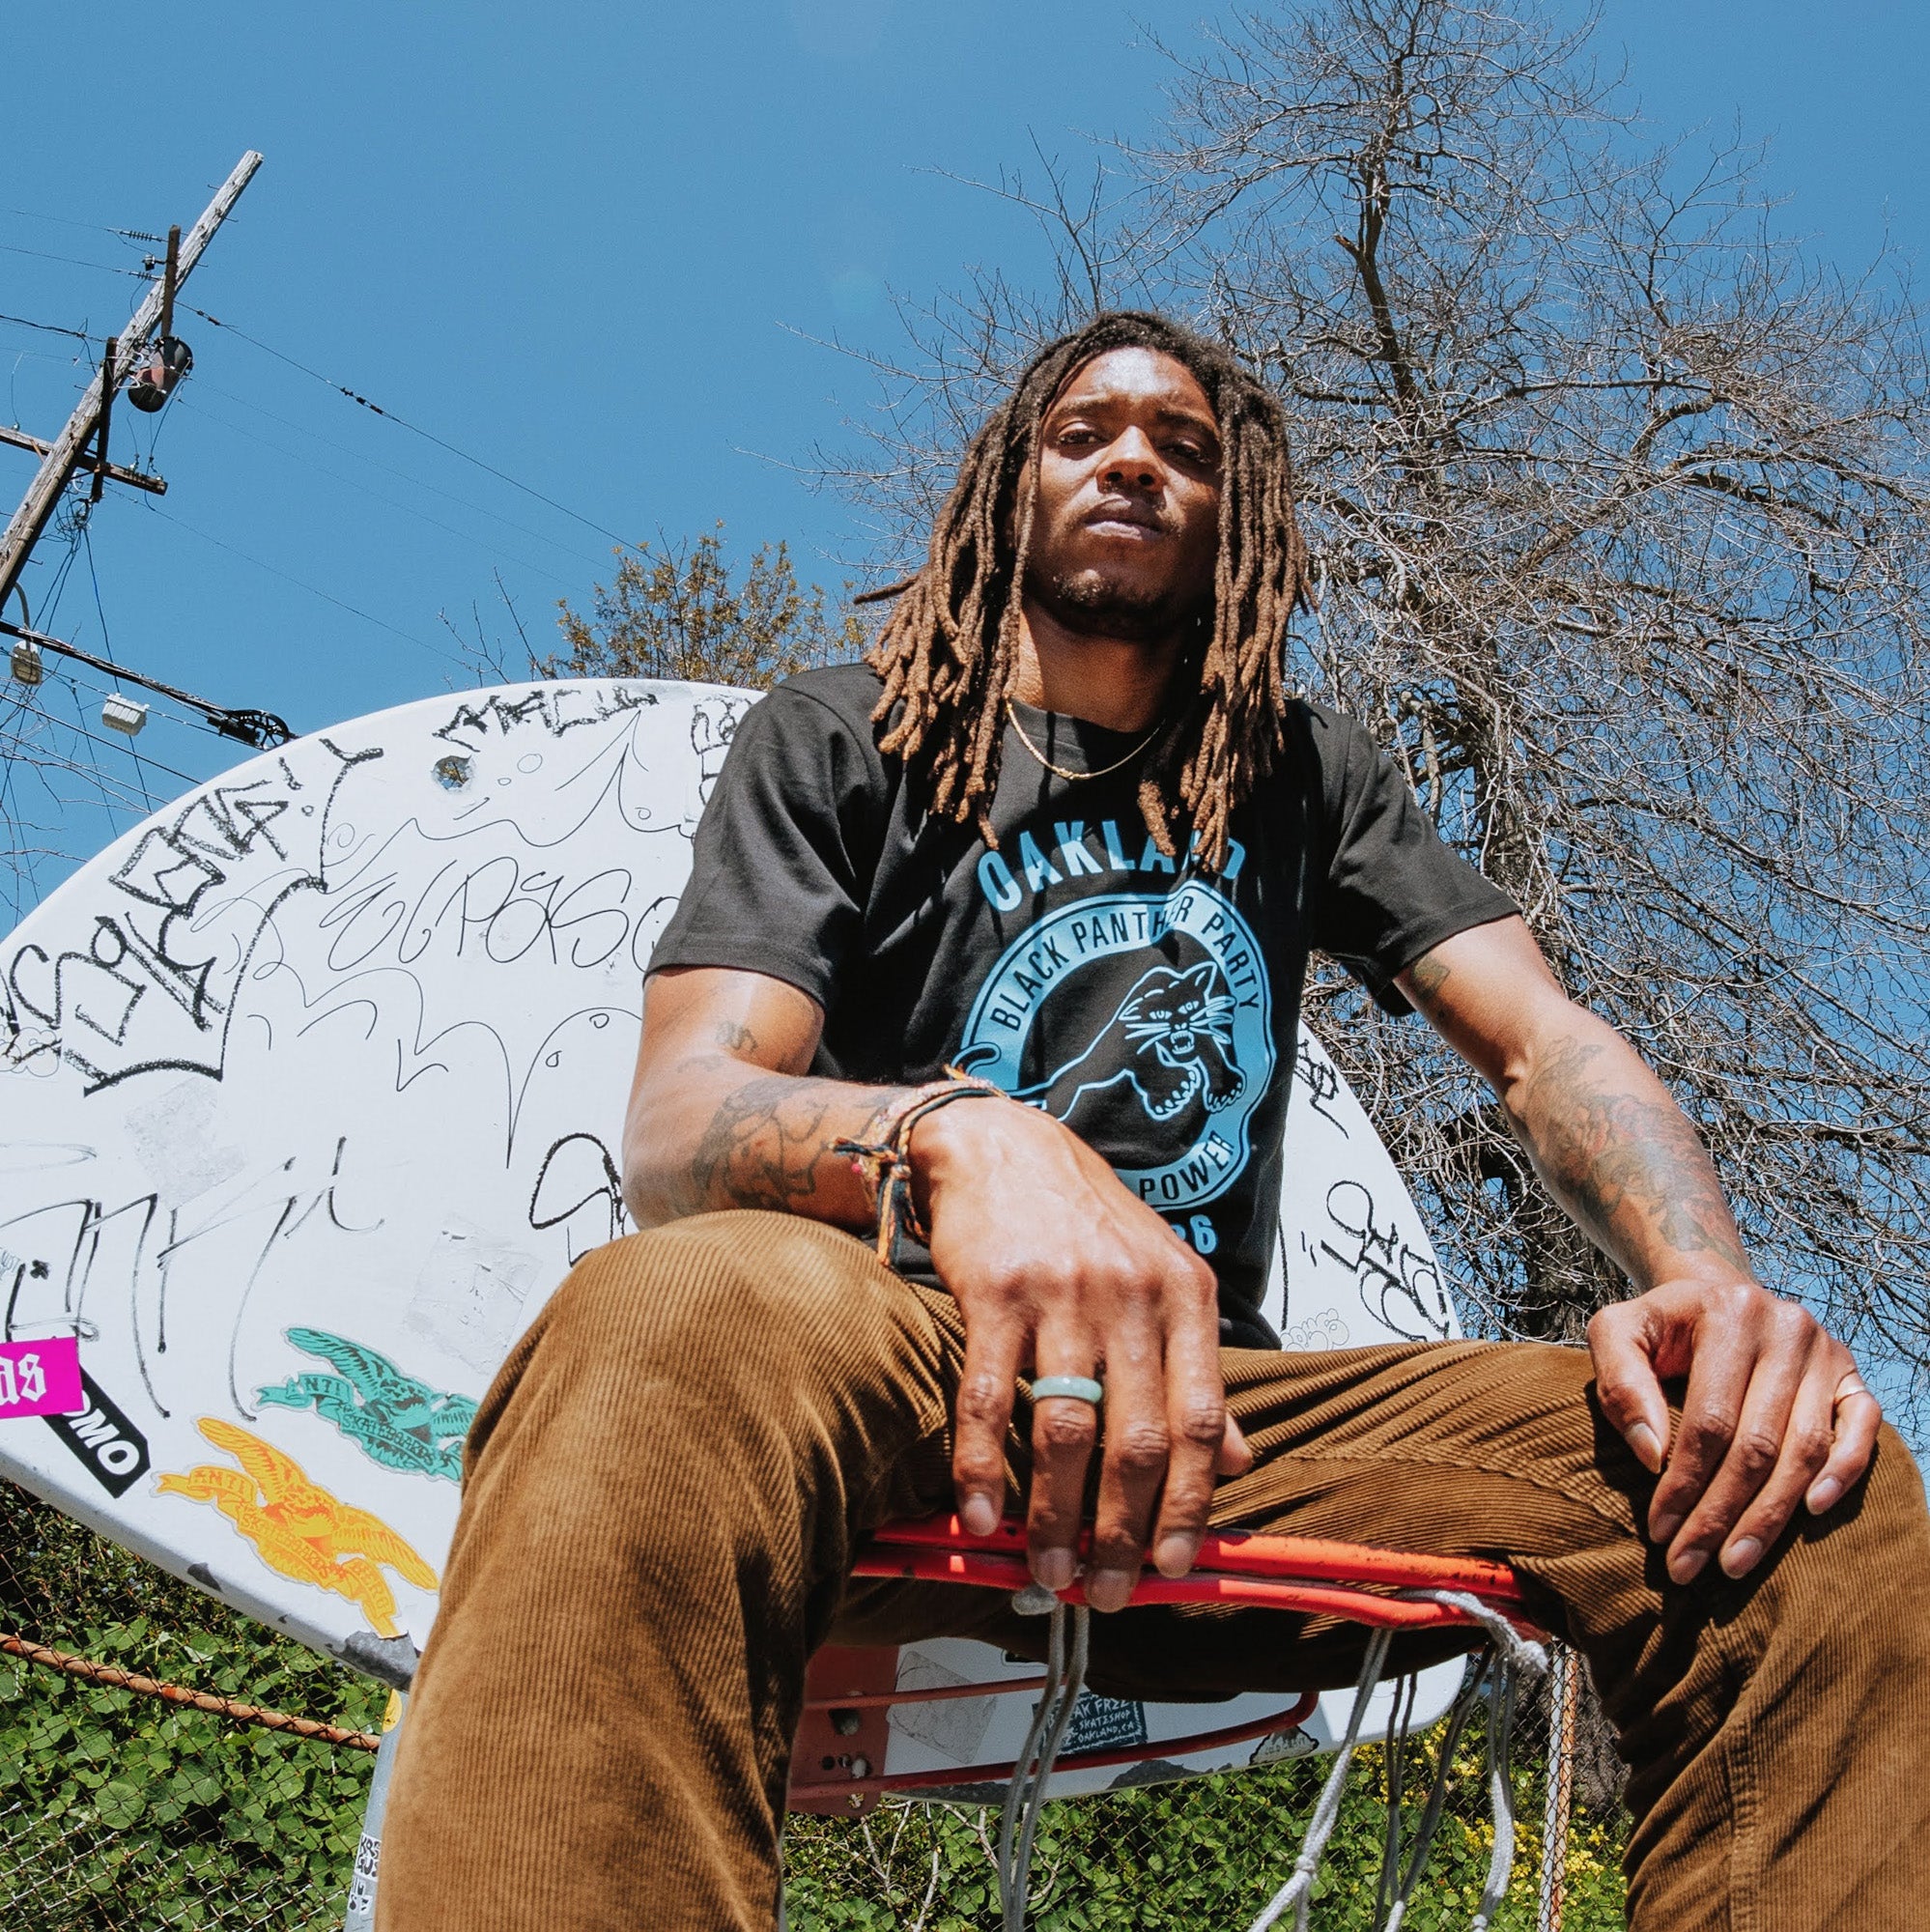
[1011,598,1185,732]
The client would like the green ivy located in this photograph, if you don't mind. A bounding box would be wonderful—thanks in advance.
[0,1483,384,1931]
[0,1634,383,1929]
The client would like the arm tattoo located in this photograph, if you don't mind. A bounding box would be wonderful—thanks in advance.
[1407,949,1452,1004]
[688,1075,850,1214]
[1516,1037,1751,1275]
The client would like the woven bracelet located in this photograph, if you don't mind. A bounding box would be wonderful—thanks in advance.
[835,1071,1003,1261]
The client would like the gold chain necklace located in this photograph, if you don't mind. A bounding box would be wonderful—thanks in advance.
[1006,701,1159,782]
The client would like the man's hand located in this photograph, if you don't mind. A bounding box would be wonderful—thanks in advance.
[1588,1278,1882,1581]
[1400,920,1882,1585]
[912,1095,1251,1611]
[626,966,1249,1608]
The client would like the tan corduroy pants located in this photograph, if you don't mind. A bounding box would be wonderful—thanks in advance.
[377,1212,1930,1932]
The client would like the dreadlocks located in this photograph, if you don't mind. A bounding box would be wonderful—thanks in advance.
[866,310,1311,873]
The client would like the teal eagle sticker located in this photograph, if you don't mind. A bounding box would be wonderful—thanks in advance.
[257,1328,478,1482]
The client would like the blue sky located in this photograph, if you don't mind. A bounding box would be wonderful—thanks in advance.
[3,0,1927,897]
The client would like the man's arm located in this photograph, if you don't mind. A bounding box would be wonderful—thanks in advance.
[622,965,893,1232]
[1398,918,1881,1583]
[625,965,1249,1608]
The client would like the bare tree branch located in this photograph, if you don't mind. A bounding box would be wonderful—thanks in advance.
[820,0,1930,1429]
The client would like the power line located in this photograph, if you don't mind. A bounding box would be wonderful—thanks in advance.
[3,615,290,749]
[80,526,120,671]
[34,669,156,814]
[0,726,167,815]
[140,497,471,669]
[79,523,160,796]
[187,376,607,567]
[0,312,100,346]
[182,303,634,550]
[2,157,261,610]
[8,692,193,786]
[6,240,612,701]
[31,652,225,739]
[173,391,587,589]
[0,166,266,880]
[0,240,147,279]
[3,204,164,245]
[32,517,86,637]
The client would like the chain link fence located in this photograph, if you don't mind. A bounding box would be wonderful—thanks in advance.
[1,1479,1627,1930]
[0,1480,382,1931]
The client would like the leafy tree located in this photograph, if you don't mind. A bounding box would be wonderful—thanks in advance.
[543,525,866,690]
[833,0,1930,1424]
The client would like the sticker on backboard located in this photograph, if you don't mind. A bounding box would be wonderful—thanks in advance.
[156,1418,438,1636]
[42,1368,151,1495]
[257,1328,477,1483]
[0,1337,83,1419]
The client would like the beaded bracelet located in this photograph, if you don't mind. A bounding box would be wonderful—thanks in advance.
[835,1069,1004,1262]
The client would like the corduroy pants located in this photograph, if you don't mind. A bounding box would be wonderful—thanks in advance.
[377,1212,1930,1931]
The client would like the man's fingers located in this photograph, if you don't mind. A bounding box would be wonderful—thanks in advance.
[1087,1329,1169,1612]
[1589,1279,1876,1588]
[1714,1352,1837,1577]
[1215,1411,1253,1479]
[1658,1300,1812,1582]
[927,1114,1238,1606]
[1638,1292,1756,1547]
[952,1310,1026,1540]
[1586,1302,1671,1476]
[1147,1287,1230,1584]
[1806,1371,1883,1517]
[1026,1319,1102,1594]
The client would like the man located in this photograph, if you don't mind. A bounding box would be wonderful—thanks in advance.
[377,313,1928,1931]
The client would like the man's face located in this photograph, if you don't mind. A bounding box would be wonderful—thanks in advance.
[1023,346,1223,644]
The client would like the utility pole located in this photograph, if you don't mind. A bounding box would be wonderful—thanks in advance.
[0,425,165,495]
[0,152,262,610]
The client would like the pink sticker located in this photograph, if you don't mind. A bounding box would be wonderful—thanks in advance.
[0,1337,84,1418]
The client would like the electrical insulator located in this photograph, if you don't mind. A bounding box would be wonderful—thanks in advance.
[128,336,193,413]
[101,693,149,736]
[8,638,44,686]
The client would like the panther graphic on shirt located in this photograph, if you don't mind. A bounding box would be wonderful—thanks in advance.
[992,960,1245,1130]
[955,882,1275,1214]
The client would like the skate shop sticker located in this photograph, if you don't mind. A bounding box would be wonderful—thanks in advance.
[42,1366,151,1497]
[0,1336,83,1419]
[957,880,1274,1212]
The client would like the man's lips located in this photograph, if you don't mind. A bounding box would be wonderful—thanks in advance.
[1081,498,1170,538]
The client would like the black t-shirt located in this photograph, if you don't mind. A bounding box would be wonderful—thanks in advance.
[648,662,1513,1343]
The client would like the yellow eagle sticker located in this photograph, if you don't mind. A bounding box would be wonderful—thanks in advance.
[157,1417,438,1636]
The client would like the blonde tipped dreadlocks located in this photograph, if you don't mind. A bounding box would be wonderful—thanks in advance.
[867,311,1311,873]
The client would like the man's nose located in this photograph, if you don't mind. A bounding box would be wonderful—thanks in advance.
[1099,428,1161,488]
